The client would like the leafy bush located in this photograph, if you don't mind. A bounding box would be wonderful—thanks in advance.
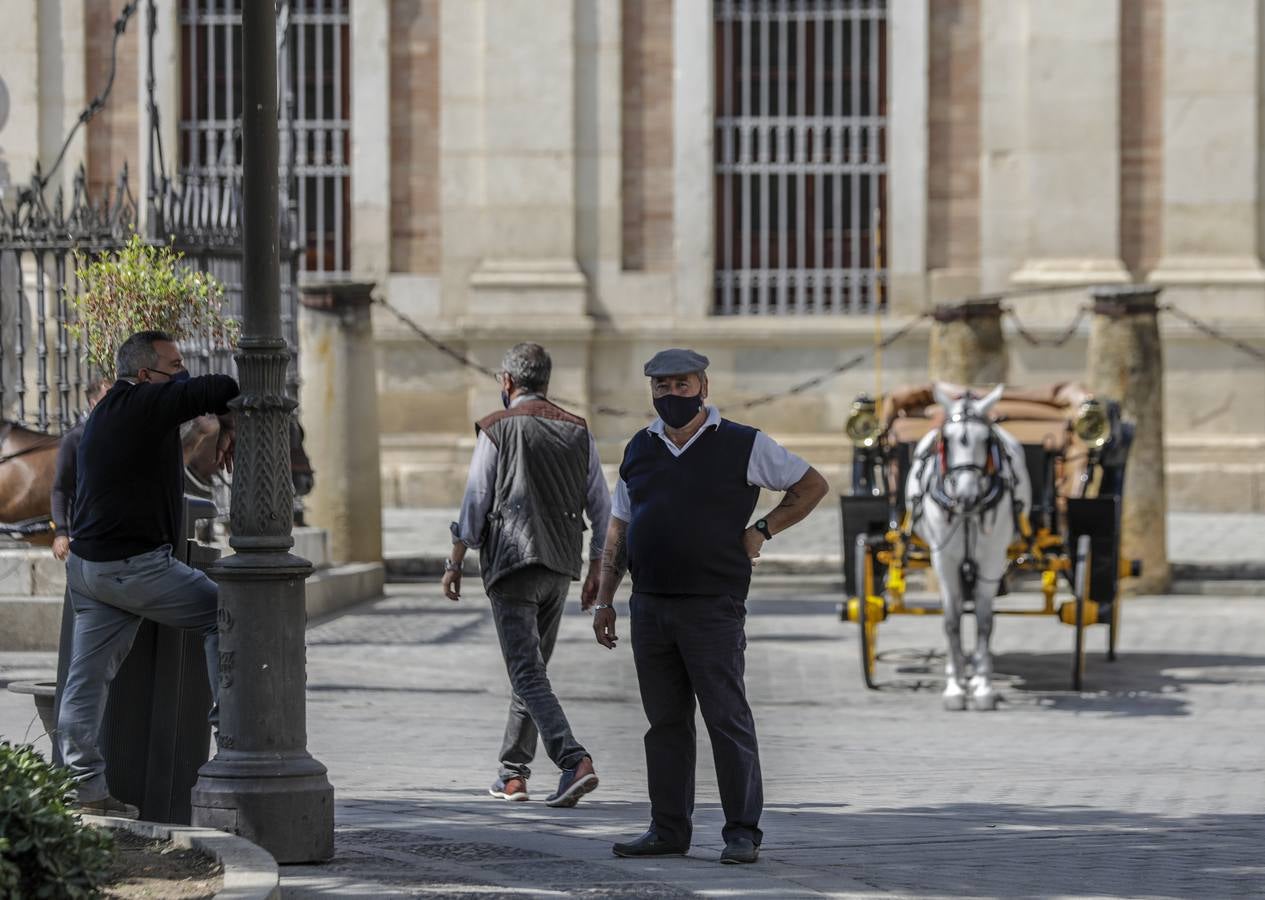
[0,742,114,899]
[72,234,238,377]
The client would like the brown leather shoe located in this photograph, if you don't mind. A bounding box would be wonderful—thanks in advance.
[489,776,529,801]
[545,756,599,808]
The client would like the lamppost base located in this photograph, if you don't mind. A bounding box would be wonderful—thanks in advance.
[191,755,334,863]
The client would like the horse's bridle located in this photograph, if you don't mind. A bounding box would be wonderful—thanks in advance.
[928,410,1008,517]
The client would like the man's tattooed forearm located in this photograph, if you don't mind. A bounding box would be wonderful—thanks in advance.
[601,533,628,579]
[775,486,802,510]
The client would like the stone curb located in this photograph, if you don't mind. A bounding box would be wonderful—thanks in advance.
[82,815,280,900]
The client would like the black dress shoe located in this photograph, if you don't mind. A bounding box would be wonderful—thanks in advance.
[720,837,759,864]
[612,830,689,858]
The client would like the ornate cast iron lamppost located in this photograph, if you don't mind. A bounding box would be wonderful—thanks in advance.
[190,0,334,862]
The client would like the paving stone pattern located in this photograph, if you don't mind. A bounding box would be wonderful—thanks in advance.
[3,575,1264,896]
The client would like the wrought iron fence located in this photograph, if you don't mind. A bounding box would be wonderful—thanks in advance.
[0,1,304,435]
[713,0,888,315]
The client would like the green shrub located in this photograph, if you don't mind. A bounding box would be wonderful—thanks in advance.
[71,234,238,378]
[0,742,113,899]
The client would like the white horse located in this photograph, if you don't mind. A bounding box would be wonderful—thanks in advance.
[906,384,1032,711]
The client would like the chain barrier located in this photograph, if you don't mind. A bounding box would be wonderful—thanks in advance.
[1003,305,1090,348]
[374,296,932,420]
[374,287,1263,423]
[1159,303,1265,364]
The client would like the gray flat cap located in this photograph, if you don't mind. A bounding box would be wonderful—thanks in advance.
[643,348,710,377]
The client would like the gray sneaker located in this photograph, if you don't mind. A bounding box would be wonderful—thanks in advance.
[74,795,139,819]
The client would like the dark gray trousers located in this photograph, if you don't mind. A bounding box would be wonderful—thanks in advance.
[630,591,763,848]
[487,565,587,780]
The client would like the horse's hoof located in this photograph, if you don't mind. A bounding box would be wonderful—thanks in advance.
[942,687,967,711]
[971,690,999,711]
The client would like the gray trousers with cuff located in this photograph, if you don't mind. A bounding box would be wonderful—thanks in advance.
[487,565,587,780]
[56,546,219,802]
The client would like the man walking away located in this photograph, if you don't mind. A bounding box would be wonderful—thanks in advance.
[589,348,828,864]
[444,342,611,808]
[57,331,238,817]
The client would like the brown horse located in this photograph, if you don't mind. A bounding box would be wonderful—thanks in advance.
[2,416,315,542]
[0,421,62,540]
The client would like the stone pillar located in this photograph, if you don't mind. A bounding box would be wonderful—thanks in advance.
[190,0,334,862]
[928,300,1008,386]
[350,0,390,286]
[464,0,587,319]
[298,281,384,565]
[977,0,1027,293]
[1011,0,1128,286]
[886,0,930,313]
[1087,285,1170,595]
[672,0,713,318]
[1149,0,1265,284]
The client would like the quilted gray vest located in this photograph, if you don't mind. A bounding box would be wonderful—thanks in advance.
[476,398,591,589]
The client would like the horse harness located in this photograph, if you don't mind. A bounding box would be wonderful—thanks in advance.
[0,422,62,467]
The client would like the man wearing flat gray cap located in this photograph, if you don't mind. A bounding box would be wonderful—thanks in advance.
[585,348,829,864]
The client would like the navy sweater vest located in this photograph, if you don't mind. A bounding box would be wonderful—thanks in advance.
[619,419,760,599]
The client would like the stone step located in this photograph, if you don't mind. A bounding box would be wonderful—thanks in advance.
[0,562,385,652]
[0,550,66,597]
[0,596,65,652]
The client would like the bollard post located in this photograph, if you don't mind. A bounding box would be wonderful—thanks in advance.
[1087,285,1170,594]
[928,299,1008,387]
[297,281,383,565]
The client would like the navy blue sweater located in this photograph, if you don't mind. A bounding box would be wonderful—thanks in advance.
[71,375,239,561]
[619,419,760,599]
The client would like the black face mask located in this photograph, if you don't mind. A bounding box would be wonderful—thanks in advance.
[500,390,511,409]
[654,391,703,429]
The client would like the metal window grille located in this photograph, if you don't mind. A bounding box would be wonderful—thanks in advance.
[714,0,887,315]
[178,0,351,279]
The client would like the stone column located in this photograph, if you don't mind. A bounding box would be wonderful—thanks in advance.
[464,0,587,319]
[350,0,390,286]
[1087,285,1170,594]
[1011,0,1128,286]
[977,0,1027,293]
[298,281,384,565]
[928,300,1008,387]
[1149,0,1265,284]
[672,0,713,318]
[886,0,929,313]
[190,0,334,862]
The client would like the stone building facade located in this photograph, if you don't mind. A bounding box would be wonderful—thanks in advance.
[2,0,1263,511]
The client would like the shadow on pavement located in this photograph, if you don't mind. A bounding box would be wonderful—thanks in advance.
[860,649,1265,718]
[279,798,1265,898]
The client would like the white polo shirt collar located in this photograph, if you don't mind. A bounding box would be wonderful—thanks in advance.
[647,405,721,457]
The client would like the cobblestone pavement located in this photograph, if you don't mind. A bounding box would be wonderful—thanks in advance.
[383,507,1265,571]
[4,578,1264,897]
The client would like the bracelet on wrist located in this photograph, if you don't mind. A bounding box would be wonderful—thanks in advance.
[593,603,614,611]
[443,558,461,573]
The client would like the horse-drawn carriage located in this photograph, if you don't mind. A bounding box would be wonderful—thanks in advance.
[839,382,1140,705]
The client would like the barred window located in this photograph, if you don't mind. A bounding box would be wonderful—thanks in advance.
[714,0,888,315]
[179,0,351,278]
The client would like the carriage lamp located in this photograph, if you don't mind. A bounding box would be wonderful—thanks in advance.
[1073,398,1110,448]
[845,395,882,447]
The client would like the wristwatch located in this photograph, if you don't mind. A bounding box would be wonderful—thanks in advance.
[753,518,772,541]
[443,558,461,573]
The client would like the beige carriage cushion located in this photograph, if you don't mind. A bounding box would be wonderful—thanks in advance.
[880,383,1085,451]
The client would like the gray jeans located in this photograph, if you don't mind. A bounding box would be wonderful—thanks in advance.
[487,565,587,780]
[57,546,219,802]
